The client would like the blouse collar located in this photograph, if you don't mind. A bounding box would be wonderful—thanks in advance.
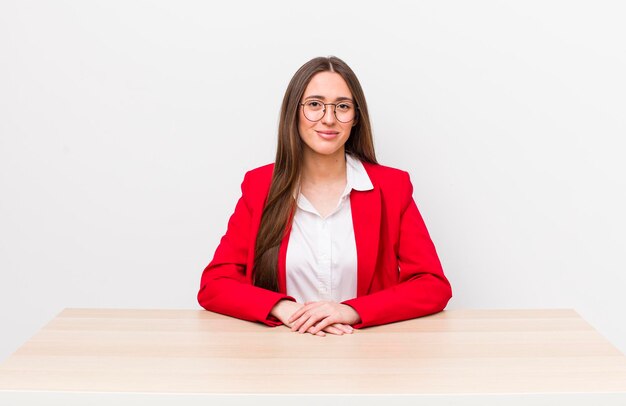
[345,153,374,193]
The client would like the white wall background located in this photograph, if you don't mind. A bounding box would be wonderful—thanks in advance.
[1,0,625,362]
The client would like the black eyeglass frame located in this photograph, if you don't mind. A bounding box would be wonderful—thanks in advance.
[299,101,359,123]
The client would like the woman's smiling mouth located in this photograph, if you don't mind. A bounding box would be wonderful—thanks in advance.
[315,130,340,140]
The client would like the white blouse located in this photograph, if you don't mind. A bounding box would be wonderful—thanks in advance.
[285,154,374,303]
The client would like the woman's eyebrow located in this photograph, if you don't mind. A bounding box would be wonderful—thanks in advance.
[303,95,354,102]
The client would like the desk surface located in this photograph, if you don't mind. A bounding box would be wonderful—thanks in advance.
[1,308,625,404]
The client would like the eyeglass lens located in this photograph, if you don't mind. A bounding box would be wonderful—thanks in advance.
[302,100,356,123]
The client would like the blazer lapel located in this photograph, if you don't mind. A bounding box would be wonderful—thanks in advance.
[350,184,381,297]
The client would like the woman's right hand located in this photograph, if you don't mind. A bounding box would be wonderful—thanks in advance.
[270,300,353,337]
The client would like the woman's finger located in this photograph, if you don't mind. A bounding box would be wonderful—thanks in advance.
[287,307,308,324]
[321,325,344,335]
[334,323,354,334]
[290,313,312,332]
[298,313,325,334]
[308,316,338,335]
[288,305,315,324]
[288,302,323,324]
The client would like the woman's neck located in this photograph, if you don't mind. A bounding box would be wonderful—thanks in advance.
[301,150,347,186]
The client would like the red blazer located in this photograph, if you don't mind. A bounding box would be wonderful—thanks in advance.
[198,162,452,328]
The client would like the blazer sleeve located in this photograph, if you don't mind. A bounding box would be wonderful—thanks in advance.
[197,171,294,326]
[343,172,452,328]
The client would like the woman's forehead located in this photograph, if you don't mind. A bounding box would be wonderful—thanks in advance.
[303,71,352,99]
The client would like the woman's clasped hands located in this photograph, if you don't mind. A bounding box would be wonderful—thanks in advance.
[270,299,361,337]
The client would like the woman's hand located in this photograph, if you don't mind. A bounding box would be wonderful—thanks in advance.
[270,300,355,337]
[288,301,361,335]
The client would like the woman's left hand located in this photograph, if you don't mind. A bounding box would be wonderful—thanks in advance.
[288,301,361,335]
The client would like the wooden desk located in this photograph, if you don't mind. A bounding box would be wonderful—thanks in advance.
[1,309,625,405]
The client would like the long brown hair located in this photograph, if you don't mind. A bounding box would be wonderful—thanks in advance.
[252,56,377,292]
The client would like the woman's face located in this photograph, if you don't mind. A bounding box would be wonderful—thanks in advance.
[298,71,355,160]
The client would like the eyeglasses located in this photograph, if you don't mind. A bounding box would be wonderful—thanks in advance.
[299,99,358,123]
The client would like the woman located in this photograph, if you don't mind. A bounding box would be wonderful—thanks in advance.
[198,56,451,337]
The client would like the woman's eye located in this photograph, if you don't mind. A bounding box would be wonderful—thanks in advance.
[337,103,352,111]
[307,101,325,110]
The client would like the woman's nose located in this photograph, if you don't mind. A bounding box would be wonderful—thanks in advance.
[321,105,337,124]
